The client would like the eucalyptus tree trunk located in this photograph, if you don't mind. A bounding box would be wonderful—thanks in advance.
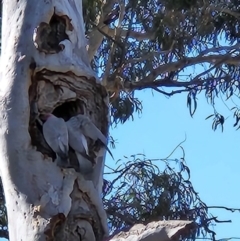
[0,0,109,240]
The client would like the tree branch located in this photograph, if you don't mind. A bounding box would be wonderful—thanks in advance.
[87,2,156,60]
[121,74,233,96]
[199,43,240,57]
[124,77,184,92]
[209,5,240,19]
[87,0,118,60]
[207,206,240,212]
[114,46,240,94]
[124,44,175,65]
[140,54,240,84]
[107,28,156,41]
[105,44,239,95]
[88,26,156,60]
[107,220,196,241]
[102,0,125,86]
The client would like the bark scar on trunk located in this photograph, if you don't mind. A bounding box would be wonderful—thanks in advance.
[28,70,108,173]
[33,13,73,54]
[0,1,111,240]
[44,213,66,241]
[27,66,109,239]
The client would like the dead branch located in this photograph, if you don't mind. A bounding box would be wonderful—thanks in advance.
[207,206,240,212]
[107,220,196,241]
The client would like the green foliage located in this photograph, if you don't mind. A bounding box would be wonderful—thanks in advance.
[110,94,142,125]
[206,111,225,132]
[82,0,103,33]
[103,152,220,240]
[0,180,8,240]
[0,0,239,240]
[87,0,240,126]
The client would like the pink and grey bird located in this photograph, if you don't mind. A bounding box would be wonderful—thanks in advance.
[41,114,70,168]
[66,114,114,160]
[66,119,94,174]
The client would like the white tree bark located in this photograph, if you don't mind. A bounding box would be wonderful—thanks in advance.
[0,1,198,241]
[108,220,196,241]
[0,0,109,240]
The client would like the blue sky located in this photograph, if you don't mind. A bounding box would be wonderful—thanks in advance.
[1,16,239,241]
[2,83,238,241]
[105,89,240,239]
[1,68,239,241]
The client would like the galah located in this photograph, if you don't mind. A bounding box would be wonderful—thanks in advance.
[41,113,70,168]
[66,114,114,159]
[74,152,95,174]
[66,120,94,174]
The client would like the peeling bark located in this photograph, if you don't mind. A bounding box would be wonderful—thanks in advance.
[0,0,109,240]
[108,220,196,241]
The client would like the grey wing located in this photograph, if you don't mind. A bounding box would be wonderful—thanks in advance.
[83,123,114,159]
[94,127,108,145]
[57,132,69,155]
[80,133,89,155]
[82,122,107,144]
[73,115,96,140]
[67,116,81,130]
[75,152,94,174]
[78,117,114,159]
[67,128,86,154]
[43,118,69,155]
[66,118,88,154]
[93,127,114,159]
[56,118,69,156]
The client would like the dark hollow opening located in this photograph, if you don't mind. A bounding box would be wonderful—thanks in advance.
[49,14,69,44]
[29,99,85,171]
[52,99,84,121]
[36,14,70,53]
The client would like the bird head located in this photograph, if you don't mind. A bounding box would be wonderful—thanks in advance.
[40,113,54,121]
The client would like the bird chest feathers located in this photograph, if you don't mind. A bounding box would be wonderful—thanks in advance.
[41,113,113,172]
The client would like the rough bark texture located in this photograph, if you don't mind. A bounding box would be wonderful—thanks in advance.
[0,0,109,240]
[108,220,196,241]
[0,1,198,241]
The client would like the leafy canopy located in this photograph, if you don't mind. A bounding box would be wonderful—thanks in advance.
[85,0,240,128]
[0,0,240,240]
[103,152,212,240]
